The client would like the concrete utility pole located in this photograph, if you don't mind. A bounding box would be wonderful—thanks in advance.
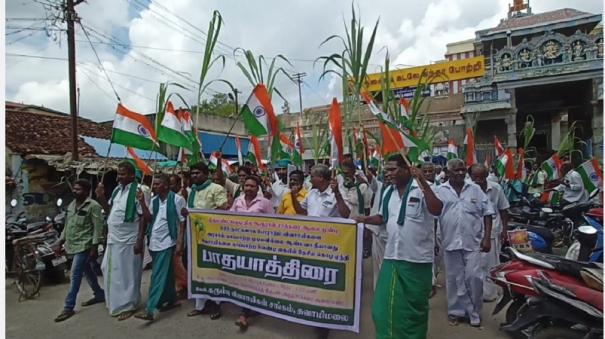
[65,0,83,161]
[291,72,306,119]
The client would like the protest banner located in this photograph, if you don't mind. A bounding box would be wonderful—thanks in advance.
[187,209,363,332]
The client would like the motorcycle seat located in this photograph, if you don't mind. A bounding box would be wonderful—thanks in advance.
[26,221,48,233]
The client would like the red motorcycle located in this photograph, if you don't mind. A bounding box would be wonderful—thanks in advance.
[489,247,602,328]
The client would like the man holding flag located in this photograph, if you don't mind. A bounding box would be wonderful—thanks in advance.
[553,161,589,205]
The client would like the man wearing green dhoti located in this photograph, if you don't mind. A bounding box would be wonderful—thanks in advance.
[355,154,443,339]
[135,174,186,321]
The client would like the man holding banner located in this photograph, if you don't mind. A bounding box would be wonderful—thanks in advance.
[355,154,443,339]
[185,162,228,320]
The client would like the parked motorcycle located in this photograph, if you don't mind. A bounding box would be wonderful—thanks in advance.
[566,208,603,263]
[489,247,600,333]
[503,270,602,339]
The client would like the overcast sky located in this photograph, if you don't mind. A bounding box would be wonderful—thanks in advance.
[5,0,603,122]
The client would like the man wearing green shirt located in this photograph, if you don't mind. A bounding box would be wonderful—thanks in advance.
[54,179,105,322]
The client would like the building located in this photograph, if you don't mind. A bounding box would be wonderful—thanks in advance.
[462,3,603,163]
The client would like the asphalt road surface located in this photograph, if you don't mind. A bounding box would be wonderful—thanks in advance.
[6,259,509,339]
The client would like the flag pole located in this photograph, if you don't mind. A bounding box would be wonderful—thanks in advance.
[381,122,413,168]
[100,140,114,184]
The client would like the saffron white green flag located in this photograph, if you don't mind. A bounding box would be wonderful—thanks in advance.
[495,152,511,177]
[111,103,158,151]
[576,159,603,193]
[158,101,191,149]
[542,154,562,180]
[447,140,458,159]
[241,84,278,137]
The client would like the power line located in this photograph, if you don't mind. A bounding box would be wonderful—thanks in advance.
[6,52,67,61]
[78,22,121,101]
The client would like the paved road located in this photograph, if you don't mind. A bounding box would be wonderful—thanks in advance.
[6,259,508,338]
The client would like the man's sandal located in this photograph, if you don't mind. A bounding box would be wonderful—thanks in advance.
[134,312,154,322]
[118,310,136,321]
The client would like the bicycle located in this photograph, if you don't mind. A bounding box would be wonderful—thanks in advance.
[8,232,53,301]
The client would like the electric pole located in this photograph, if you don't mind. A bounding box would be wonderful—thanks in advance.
[291,72,306,119]
[65,0,83,161]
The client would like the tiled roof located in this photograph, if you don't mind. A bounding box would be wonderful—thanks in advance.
[488,8,596,34]
[5,102,112,157]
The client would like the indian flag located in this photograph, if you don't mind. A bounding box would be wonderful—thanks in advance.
[542,154,563,180]
[271,133,293,162]
[241,84,278,137]
[247,136,265,171]
[447,139,458,159]
[494,135,504,157]
[576,158,603,193]
[158,101,190,149]
[209,152,233,175]
[126,147,153,176]
[495,149,515,179]
[463,128,477,167]
[362,92,392,123]
[400,97,410,119]
[111,103,158,151]
[293,123,304,166]
[329,98,344,166]
[516,148,526,180]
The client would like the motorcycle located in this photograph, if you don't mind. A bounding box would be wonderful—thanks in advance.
[566,208,603,263]
[503,270,602,339]
[489,247,600,331]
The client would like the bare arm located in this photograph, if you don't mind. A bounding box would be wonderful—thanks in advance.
[410,167,443,216]
[95,183,110,214]
[291,190,307,215]
[481,215,493,253]
[331,180,351,218]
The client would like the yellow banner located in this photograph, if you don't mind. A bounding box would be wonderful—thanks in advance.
[188,210,362,332]
[363,56,485,92]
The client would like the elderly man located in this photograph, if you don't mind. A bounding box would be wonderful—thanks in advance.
[135,174,186,321]
[356,154,443,339]
[470,164,509,302]
[435,159,494,327]
[96,162,148,321]
[54,179,105,322]
[185,161,228,320]
[554,161,589,205]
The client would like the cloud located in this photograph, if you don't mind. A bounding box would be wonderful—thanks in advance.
[6,0,603,122]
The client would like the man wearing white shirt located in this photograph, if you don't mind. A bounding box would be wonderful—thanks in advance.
[268,160,291,210]
[135,174,186,321]
[355,154,443,339]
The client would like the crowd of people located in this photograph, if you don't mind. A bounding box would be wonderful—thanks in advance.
[52,151,593,339]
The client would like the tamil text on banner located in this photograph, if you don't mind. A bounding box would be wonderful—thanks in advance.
[187,210,363,332]
[363,56,485,92]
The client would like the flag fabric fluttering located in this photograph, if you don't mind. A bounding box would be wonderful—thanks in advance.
[542,153,563,180]
[293,123,304,167]
[126,147,153,176]
[463,128,477,167]
[209,152,233,175]
[241,84,279,137]
[495,149,515,179]
[328,98,344,166]
[576,158,603,193]
[235,136,243,166]
[111,103,158,151]
[494,135,505,157]
[447,139,458,159]
[400,97,410,119]
[247,136,265,171]
[158,101,191,149]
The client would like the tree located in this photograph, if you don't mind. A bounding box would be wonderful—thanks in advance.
[191,92,238,118]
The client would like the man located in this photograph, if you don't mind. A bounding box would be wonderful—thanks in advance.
[554,161,589,205]
[291,164,350,219]
[168,174,189,299]
[135,174,186,321]
[470,164,509,302]
[291,164,349,339]
[435,159,494,327]
[422,162,442,299]
[435,165,445,184]
[185,161,228,320]
[355,154,443,339]
[267,159,291,210]
[527,163,547,195]
[96,162,147,320]
[277,170,308,215]
[229,175,274,331]
[340,162,372,258]
[54,179,105,322]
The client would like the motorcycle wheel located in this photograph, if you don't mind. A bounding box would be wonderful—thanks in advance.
[532,326,585,339]
[505,298,526,324]
[14,243,41,300]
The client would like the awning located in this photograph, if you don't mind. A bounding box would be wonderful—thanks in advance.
[81,135,168,160]
[200,132,249,157]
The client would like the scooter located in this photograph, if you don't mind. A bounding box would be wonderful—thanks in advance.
[489,247,600,328]
[566,208,603,263]
[502,270,602,339]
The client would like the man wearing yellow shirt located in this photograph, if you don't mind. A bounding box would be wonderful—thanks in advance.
[277,170,308,215]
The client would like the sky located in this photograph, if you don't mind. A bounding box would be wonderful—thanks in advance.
[5,0,603,122]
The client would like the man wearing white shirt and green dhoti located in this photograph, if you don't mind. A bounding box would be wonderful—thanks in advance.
[96,162,148,321]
